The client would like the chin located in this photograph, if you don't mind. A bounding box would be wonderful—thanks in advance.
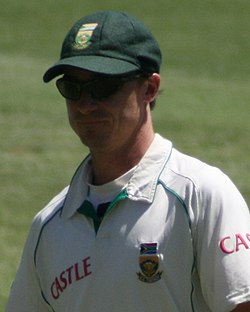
[79,136,110,150]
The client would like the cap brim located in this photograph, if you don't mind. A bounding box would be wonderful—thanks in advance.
[43,55,140,82]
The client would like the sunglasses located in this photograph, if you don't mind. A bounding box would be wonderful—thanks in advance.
[56,74,146,101]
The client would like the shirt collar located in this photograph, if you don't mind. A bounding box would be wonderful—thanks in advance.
[61,134,172,219]
[126,133,172,202]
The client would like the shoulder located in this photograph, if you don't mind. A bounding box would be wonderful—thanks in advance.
[153,134,226,190]
[12,187,70,272]
[29,186,69,241]
[159,146,249,219]
[164,146,237,194]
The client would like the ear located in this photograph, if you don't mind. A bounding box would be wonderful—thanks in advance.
[144,73,161,104]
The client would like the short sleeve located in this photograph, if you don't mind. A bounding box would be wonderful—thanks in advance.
[195,168,250,312]
[5,221,52,312]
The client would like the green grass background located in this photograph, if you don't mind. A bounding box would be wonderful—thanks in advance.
[1,0,249,309]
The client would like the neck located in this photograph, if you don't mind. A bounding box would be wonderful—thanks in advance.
[90,130,155,185]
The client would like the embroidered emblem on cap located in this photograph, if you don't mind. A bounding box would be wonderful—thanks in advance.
[137,242,163,283]
[74,23,98,49]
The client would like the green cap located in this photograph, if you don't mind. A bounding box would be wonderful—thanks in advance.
[43,11,162,82]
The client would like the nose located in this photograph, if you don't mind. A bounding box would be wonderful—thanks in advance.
[74,93,98,115]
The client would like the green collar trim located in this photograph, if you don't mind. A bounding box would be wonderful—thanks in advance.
[107,188,128,211]
[77,188,128,233]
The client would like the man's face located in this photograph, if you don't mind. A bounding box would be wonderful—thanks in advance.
[63,68,151,154]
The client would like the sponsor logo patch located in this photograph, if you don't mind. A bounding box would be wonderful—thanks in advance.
[220,232,250,254]
[137,243,163,283]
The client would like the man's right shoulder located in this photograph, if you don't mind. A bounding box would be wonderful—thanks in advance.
[19,187,70,255]
[32,186,69,227]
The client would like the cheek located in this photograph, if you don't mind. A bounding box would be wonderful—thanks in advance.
[115,98,135,122]
[123,92,146,120]
[66,103,77,129]
[115,103,143,135]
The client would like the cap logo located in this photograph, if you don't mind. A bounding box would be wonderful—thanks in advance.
[74,23,98,49]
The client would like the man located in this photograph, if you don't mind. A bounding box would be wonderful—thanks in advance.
[5,10,250,312]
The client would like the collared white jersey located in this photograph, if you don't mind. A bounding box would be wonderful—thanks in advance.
[5,134,250,312]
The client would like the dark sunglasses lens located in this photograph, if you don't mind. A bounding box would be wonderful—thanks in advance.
[56,76,135,101]
[56,80,80,100]
[88,78,124,100]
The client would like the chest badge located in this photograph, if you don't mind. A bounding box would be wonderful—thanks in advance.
[137,243,163,283]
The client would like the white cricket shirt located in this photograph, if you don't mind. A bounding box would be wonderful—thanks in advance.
[5,134,250,312]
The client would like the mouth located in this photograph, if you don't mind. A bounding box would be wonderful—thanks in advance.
[76,119,109,126]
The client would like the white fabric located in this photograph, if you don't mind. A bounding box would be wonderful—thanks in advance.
[5,134,250,312]
[87,165,136,208]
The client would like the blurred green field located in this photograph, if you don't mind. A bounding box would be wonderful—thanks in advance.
[1,0,249,309]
